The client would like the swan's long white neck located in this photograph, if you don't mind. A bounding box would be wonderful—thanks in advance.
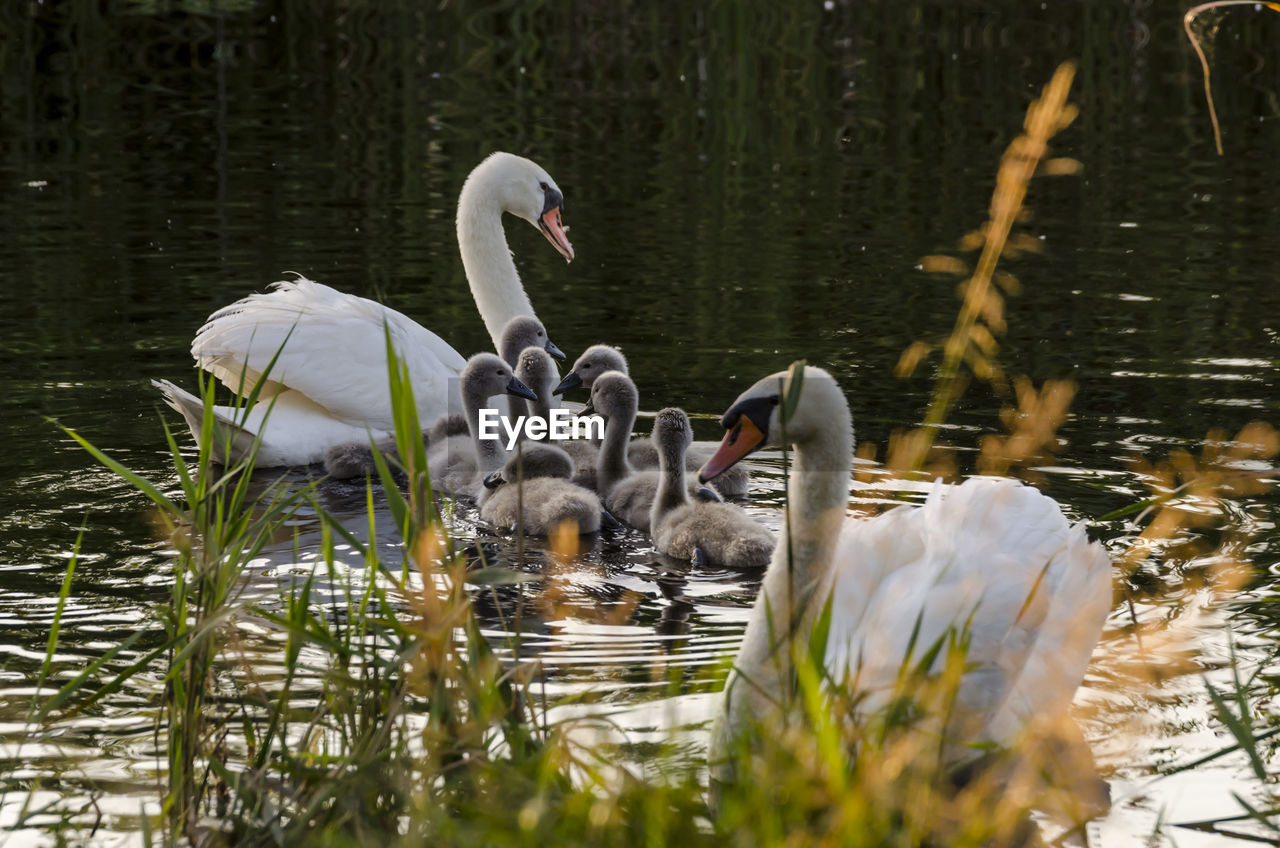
[457,171,536,352]
[716,380,853,760]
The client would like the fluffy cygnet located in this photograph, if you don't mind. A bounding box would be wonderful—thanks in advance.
[480,442,603,535]
[649,408,773,568]
[588,371,719,531]
[555,344,750,496]
[514,345,602,488]
[424,352,537,499]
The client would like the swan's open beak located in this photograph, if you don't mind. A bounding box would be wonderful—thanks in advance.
[699,417,766,483]
[553,371,582,396]
[539,206,574,263]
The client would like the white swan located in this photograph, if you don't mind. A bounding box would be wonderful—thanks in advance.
[699,366,1112,806]
[154,152,573,467]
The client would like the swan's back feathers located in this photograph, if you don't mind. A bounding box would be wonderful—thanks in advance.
[192,277,466,432]
[824,478,1110,748]
[987,515,1110,743]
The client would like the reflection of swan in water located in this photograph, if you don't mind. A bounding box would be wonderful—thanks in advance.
[700,365,1112,820]
[155,152,573,467]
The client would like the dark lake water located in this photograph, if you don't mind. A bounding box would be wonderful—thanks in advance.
[2,2,1279,844]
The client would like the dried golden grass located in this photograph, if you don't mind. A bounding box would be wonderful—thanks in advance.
[891,62,1080,477]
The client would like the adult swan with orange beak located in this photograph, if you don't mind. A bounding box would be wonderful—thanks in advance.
[154,152,575,467]
[699,364,1113,824]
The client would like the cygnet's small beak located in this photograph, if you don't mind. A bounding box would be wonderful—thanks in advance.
[578,396,596,416]
[553,371,582,396]
[483,470,505,490]
[506,376,539,401]
[545,339,566,361]
[539,205,574,263]
[695,486,723,503]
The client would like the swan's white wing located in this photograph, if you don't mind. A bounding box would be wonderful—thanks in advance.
[985,518,1111,744]
[192,278,467,432]
[823,502,930,680]
[824,478,1111,748]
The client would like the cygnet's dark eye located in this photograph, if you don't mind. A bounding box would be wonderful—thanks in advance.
[582,363,592,370]
[539,181,549,191]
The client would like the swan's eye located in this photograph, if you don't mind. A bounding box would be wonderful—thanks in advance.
[539,181,549,191]
[582,363,591,370]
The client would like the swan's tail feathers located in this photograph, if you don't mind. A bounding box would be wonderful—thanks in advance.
[152,379,257,466]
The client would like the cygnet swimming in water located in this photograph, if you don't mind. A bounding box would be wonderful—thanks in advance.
[587,371,720,531]
[479,442,603,535]
[554,344,750,496]
[514,345,602,489]
[424,352,537,499]
[648,407,773,568]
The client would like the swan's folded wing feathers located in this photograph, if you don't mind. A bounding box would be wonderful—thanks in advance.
[192,278,466,431]
[986,523,1112,744]
[823,503,930,683]
[918,481,1081,739]
[921,477,1073,579]
[824,478,1111,748]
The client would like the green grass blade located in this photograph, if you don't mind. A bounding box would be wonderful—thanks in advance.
[33,530,82,718]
